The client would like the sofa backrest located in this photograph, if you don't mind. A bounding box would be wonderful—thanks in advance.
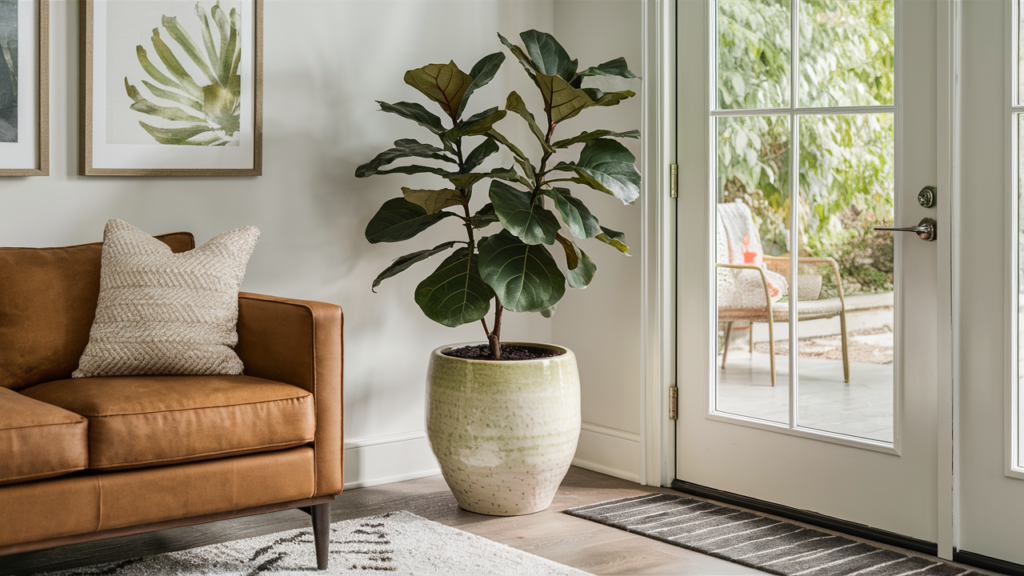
[0,232,195,390]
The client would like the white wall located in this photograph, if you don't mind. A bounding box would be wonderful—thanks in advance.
[0,0,557,489]
[552,0,645,483]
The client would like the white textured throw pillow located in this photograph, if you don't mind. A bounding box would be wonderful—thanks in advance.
[72,219,260,378]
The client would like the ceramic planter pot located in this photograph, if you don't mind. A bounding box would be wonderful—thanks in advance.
[425,342,581,516]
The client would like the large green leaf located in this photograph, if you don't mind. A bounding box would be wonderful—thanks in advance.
[555,234,597,288]
[141,79,203,112]
[445,166,518,190]
[498,32,538,80]
[486,129,529,162]
[489,180,560,246]
[401,187,467,214]
[446,107,507,139]
[463,138,499,172]
[553,139,641,204]
[536,72,593,125]
[138,123,217,145]
[470,203,500,229]
[373,165,453,177]
[551,129,640,149]
[543,188,601,239]
[125,79,205,123]
[377,101,445,135]
[520,30,578,82]
[579,57,638,79]
[456,52,506,119]
[596,225,630,254]
[504,91,550,150]
[581,87,636,108]
[355,139,456,178]
[404,61,472,121]
[365,198,457,244]
[372,241,461,292]
[414,248,494,327]
[478,231,565,313]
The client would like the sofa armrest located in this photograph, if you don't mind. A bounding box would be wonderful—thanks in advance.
[235,292,343,497]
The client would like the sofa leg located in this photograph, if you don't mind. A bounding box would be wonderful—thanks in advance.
[311,502,331,570]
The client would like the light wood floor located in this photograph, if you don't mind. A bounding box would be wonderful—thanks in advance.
[0,467,994,576]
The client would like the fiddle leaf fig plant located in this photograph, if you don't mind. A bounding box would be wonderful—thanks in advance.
[356,30,641,360]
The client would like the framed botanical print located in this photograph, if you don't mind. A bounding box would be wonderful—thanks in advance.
[80,0,262,176]
[0,0,48,177]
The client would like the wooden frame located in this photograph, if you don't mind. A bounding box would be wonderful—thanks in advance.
[0,0,48,176]
[79,0,263,176]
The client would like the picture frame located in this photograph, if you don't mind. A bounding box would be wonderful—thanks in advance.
[80,0,262,176]
[0,0,49,177]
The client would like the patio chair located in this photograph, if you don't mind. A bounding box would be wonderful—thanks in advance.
[717,202,849,386]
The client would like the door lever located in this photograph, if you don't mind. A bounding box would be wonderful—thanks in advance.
[873,217,936,242]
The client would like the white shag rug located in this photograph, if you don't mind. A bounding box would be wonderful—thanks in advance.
[41,510,588,576]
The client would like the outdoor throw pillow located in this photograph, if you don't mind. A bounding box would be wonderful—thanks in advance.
[72,219,260,378]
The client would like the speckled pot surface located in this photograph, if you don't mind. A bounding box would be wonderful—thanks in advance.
[426,342,581,516]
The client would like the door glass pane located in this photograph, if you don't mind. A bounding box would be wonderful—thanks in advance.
[717,0,791,110]
[716,115,792,424]
[798,0,895,108]
[796,114,895,442]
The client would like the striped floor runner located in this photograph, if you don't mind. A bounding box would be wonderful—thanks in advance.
[566,494,982,576]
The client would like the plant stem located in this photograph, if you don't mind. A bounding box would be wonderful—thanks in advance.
[487,299,504,360]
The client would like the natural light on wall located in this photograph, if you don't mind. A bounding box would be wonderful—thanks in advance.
[712,0,896,445]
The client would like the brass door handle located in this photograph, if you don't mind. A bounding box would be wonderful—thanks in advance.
[873,217,936,242]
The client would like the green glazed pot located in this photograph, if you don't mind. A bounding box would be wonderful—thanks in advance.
[425,342,581,516]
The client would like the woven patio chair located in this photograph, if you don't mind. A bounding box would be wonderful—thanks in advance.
[717,203,849,387]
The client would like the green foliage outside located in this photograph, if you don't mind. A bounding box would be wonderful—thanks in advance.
[717,0,895,296]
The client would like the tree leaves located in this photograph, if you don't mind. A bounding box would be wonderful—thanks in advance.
[445,166,518,190]
[537,72,593,125]
[464,138,499,172]
[457,52,506,119]
[543,188,601,239]
[489,180,560,245]
[596,226,630,254]
[445,107,507,139]
[504,91,549,148]
[365,198,457,244]
[552,139,641,204]
[404,61,472,122]
[415,248,494,327]
[401,187,467,214]
[377,101,445,134]
[555,234,597,288]
[372,241,461,292]
[579,57,638,79]
[520,30,578,82]
[551,129,640,149]
[478,230,565,313]
[355,139,456,178]
[580,87,636,108]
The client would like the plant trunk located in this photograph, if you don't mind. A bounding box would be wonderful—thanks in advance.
[486,300,504,360]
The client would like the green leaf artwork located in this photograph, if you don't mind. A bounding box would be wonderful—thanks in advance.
[124,1,243,146]
[355,29,640,359]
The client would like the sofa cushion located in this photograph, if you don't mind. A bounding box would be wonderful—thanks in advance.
[0,387,88,486]
[73,220,260,379]
[0,232,195,391]
[21,375,315,471]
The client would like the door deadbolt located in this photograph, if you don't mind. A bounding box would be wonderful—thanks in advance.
[873,218,937,242]
[918,186,936,208]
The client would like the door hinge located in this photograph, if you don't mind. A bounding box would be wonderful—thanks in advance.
[669,385,678,420]
[670,164,678,198]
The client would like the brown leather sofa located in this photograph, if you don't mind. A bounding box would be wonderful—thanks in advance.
[0,232,344,570]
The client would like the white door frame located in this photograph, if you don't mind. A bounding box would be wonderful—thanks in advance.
[638,0,678,488]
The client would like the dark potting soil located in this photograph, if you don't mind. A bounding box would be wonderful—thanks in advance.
[442,344,562,361]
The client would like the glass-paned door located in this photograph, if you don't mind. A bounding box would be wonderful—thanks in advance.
[713,0,896,444]
[677,0,942,541]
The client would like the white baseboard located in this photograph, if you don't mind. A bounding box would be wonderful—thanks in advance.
[343,431,440,490]
[571,422,641,483]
